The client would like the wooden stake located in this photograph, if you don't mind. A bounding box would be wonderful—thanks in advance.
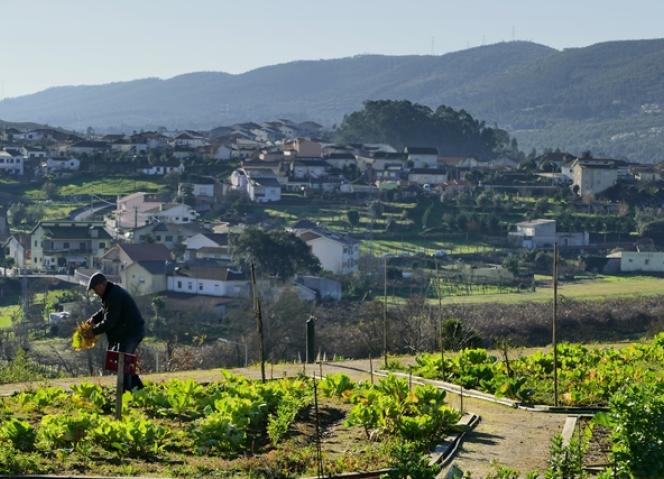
[115,352,124,419]
[553,242,559,407]
[250,262,266,382]
[383,256,388,369]
[369,354,374,385]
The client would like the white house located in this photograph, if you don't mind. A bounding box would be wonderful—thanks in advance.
[323,152,357,170]
[3,234,30,268]
[139,163,185,176]
[173,131,209,148]
[183,232,230,261]
[408,168,448,186]
[289,158,329,179]
[571,159,619,197]
[145,203,198,224]
[69,141,110,155]
[167,262,248,297]
[508,219,557,249]
[112,192,197,230]
[213,145,232,161]
[130,132,169,151]
[178,177,217,199]
[230,168,281,203]
[24,147,47,159]
[0,149,24,175]
[404,146,438,168]
[42,157,80,174]
[617,251,664,273]
[294,227,359,274]
[127,221,204,250]
[509,219,589,249]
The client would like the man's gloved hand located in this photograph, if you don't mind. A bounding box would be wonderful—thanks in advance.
[83,318,96,339]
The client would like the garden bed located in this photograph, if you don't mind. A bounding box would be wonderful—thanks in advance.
[0,372,462,478]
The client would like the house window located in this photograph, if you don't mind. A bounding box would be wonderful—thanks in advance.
[165,235,173,242]
[63,242,69,249]
[99,242,105,249]
[199,283,204,291]
[188,281,193,290]
[80,242,85,250]
[177,280,182,288]
[156,235,161,241]
[645,259,650,265]
[34,240,38,247]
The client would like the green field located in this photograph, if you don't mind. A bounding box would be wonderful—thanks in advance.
[41,201,86,220]
[0,304,20,328]
[24,177,164,199]
[361,238,498,256]
[439,275,664,304]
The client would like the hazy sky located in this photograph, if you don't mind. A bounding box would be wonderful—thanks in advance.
[2,0,663,99]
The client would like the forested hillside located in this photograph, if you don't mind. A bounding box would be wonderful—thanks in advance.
[2,39,664,161]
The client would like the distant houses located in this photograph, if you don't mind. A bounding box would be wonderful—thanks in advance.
[230,168,282,203]
[111,192,198,231]
[30,221,111,271]
[100,243,173,296]
[571,158,620,197]
[291,222,359,275]
[509,219,589,249]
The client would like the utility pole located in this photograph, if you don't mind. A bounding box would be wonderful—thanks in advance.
[383,255,388,369]
[250,262,266,382]
[552,242,559,407]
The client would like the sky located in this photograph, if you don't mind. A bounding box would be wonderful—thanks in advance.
[1,0,664,99]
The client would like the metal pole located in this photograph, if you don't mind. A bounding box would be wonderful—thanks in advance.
[383,255,388,369]
[553,242,559,407]
[243,337,248,367]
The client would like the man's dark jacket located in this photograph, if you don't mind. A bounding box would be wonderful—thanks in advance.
[91,282,145,344]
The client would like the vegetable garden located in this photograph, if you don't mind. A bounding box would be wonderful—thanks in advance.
[0,372,460,477]
[408,333,664,406]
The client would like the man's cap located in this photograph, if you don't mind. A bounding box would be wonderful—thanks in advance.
[87,272,107,290]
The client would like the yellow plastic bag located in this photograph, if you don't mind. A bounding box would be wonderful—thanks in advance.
[72,322,98,351]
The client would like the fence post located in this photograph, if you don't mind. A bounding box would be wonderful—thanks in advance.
[369,354,374,385]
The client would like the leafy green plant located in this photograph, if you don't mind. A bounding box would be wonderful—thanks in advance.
[318,373,355,398]
[17,387,68,409]
[89,415,169,457]
[596,381,664,479]
[0,418,36,452]
[70,383,110,412]
[38,413,97,449]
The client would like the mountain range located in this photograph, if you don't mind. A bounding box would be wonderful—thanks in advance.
[2,39,664,162]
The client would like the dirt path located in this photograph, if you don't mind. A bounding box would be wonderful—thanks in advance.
[0,359,564,476]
